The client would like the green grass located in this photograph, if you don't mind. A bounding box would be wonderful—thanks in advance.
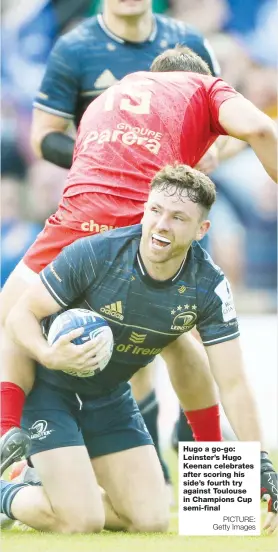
[2,514,277,552]
[1,450,278,552]
[2,529,278,552]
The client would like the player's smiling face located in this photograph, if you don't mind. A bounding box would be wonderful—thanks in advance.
[105,0,151,17]
[140,187,210,277]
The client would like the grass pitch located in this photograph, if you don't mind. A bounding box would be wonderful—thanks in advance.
[1,450,277,552]
[2,528,278,552]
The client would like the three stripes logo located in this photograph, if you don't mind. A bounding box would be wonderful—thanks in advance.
[129,332,147,344]
[100,301,124,321]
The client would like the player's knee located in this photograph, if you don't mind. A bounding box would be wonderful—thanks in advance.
[129,506,169,533]
[56,512,105,534]
[47,500,105,534]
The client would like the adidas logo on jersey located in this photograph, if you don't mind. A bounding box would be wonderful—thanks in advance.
[94,70,118,89]
[100,301,124,321]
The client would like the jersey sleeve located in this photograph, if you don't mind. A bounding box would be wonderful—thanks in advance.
[207,78,240,134]
[33,35,80,119]
[196,274,240,346]
[39,237,101,307]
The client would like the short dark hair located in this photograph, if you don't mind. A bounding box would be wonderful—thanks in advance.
[150,164,216,215]
[150,45,211,75]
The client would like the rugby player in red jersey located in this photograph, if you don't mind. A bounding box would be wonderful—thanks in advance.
[1,47,277,474]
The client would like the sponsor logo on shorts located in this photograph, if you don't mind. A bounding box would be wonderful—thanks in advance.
[30,420,54,441]
[81,220,118,233]
[100,301,124,321]
[170,304,197,331]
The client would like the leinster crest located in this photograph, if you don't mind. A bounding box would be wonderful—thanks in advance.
[171,304,197,331]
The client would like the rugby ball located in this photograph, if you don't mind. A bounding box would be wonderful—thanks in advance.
[47,308,114,378]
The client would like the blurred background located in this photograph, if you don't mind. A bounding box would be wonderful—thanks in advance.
[1,0,277,447]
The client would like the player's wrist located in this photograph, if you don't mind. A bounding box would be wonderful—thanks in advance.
[39,345,57,371]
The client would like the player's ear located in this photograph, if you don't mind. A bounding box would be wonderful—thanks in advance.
[196,220,210,241]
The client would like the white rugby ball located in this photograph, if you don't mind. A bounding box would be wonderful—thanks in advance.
[47,308,114,378]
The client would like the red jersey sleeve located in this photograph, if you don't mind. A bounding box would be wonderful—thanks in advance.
[207,79,239,134]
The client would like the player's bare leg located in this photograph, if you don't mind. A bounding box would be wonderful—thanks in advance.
[0,266,37,393]
[1,445,168,533]
[92,444,169,532]
[162,332,222,441]
[131,364,154,403]
[0,266,38,473]
[170,328,205,448]
[131,363,172,489]
[1,446,105,532]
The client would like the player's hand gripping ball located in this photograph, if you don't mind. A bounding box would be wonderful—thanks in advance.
[47,308,114,377]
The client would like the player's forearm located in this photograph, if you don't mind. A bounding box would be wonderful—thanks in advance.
[6,307,51,367]
[219,379,265,446]
[206,339,266,447]
[219,97,277,181]
[30,109,74,167]
[247,124,277,183]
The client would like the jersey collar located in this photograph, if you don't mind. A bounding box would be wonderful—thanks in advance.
[136,250,187,288]
[97,14,157,44]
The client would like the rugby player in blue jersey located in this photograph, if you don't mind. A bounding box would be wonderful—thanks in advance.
[2,165,277,534]
[1,0,222,483]
[30,0,220,168]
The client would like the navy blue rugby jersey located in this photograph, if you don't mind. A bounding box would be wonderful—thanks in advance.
[38,225,239,397]
[33,14,220,127]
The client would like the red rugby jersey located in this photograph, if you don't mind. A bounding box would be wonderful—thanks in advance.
[64,71,238,201]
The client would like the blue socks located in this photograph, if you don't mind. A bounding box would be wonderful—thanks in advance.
[171,409,195,451]
[177,408,194,441]
[1,478,42,520]
[1,480,28,519]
